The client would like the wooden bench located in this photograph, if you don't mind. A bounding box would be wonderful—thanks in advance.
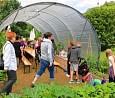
[21,55,32,74]
[54,61,60,73]
[23,48,38,72]
[54,61,67,73]
[54,60,67,70]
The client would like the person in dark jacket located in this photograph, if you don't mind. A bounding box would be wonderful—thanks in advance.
[13,36,22,66]
[68,40,81,83]
[66,44,72,77]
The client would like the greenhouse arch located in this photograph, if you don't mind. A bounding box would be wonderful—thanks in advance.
[0,2,101,63]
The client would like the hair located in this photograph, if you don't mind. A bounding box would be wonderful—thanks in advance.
[38,37,42,40]
[105,49,115,62]
[51,39,54,43]
[70,40,76,46]
[6,32,16,40]
[45,32,52,38]
[34,38,37,40]
[16,36,19,40]
[43,33,46,38]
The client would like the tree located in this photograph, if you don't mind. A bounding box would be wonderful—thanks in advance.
[84,1,115,50]
[0,0,21,22]
[0,0,41,38]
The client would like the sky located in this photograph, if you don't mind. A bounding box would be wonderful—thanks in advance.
[18,0,115,13]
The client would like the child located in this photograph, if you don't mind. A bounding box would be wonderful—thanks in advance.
[101,76,106,84]
[105,49,115,83]
[68,40,81,83]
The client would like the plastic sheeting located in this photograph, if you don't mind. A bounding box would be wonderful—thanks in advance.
[0,2,101,62]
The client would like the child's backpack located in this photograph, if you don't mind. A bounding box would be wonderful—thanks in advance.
[78,58,89,76]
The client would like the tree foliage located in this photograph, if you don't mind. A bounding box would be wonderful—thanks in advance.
[0,0,41,38]
[0,0,21,22]
[84,1,115,50]
[11,22,33,37]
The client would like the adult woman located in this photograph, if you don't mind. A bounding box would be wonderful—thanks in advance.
[30,32,54,87]
[0,32,17,95]
[105,49,115,82]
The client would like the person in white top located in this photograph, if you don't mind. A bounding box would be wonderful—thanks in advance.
[0,32,17,95]
[105,49,115,83]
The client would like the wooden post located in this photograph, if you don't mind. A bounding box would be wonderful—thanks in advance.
[86,34,92,59]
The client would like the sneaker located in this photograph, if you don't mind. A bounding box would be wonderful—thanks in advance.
[66,74,70,78]
[30,83,35,88]
[69,80,74,83]
[76,79,81,83]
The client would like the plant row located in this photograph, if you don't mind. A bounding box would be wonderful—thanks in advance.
[3,82,115,98]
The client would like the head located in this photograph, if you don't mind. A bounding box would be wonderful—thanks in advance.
[105,49,115,61]
[45,32,52,40]
[6,32,16,43]
[70,40,76,46]
[43,33,46,38]
[34,38,37,41]
[16,36,19,40]
[38,37,42,40]
[105,49,113,57]
[77,42,81,47]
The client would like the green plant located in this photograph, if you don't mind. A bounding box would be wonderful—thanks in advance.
[87,56,98,71]
[3,82,115,98]
[84,1,115,50]
[0,32,6,55]
[86,55,107,78]
[4,83,115,98]
[56,42,64,55]
[0,70,7,81]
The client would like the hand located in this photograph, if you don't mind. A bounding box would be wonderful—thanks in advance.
[49,62,53,67]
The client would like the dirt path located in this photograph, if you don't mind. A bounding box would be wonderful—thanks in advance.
[7,61,82,94]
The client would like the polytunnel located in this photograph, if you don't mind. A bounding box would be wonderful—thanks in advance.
[0,2,101,63]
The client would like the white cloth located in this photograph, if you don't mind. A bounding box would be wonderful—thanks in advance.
[3,41,17,71]
[108,56,114,67]
[30,28,35,40]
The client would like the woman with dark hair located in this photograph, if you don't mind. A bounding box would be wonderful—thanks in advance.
[13,36,22,66]
[30,32,54,87]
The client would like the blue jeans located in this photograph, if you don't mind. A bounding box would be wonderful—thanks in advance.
[36,59,54,80]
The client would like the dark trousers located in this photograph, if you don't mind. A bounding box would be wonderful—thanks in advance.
[67,60,70,75]
[109,76,115,83]
[0,70,17,95]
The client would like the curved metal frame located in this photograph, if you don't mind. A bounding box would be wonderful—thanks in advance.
[28,17,59,41]
[0,2,101,66]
